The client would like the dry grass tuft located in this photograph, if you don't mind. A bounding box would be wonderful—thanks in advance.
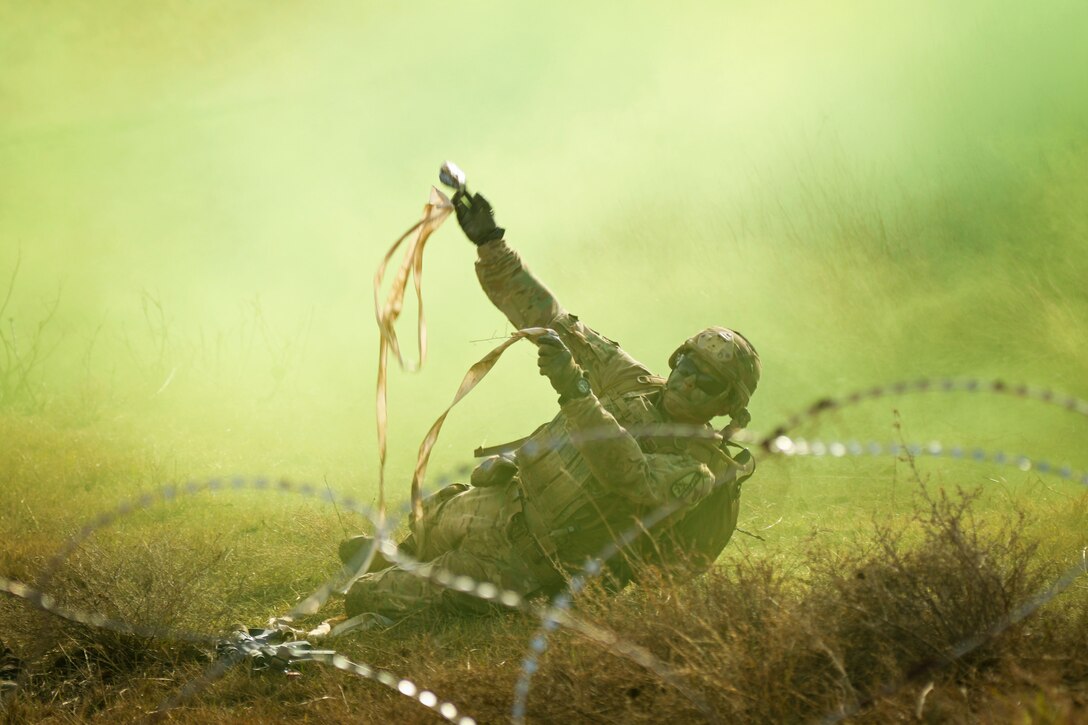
[3,487,1086,723]
[526,486,1087,723]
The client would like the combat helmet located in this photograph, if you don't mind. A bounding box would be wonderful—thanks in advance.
[668,327,761,413]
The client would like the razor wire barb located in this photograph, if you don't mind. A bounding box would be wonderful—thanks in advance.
[755,376,1088,449]
[2,376,1087,723]
[509,377,1088,722]
[817,555,1088,725]
[2,476,482,725]
[0,472,695,722]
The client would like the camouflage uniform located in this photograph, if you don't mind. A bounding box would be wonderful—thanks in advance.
[345,239,755,618]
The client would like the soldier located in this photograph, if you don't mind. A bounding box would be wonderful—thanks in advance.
[342,186,761,619]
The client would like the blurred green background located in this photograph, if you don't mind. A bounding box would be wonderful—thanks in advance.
[2,0,1087,523]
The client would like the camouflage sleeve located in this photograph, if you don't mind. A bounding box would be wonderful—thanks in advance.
[475,239,562,329]
[475,240,654,395]
[654,453,755,573]
[560,394,715,506]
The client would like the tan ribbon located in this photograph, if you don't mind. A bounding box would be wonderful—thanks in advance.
[410,327,552,550]
[374,186,550,549]
[374,187,453,524]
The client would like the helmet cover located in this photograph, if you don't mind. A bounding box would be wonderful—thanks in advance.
[668,327,761,409]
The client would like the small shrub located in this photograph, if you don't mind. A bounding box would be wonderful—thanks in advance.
[528,486,1081,723]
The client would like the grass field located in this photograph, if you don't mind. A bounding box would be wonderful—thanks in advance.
[3,2,1088,722]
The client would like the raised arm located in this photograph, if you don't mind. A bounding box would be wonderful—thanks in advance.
[476,238,563,330]
[455,188,655,396]
[453,189,563,329]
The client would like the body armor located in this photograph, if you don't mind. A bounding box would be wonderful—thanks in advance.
[345,239,756,618]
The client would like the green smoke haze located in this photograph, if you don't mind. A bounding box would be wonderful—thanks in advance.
[2,0,1087,511]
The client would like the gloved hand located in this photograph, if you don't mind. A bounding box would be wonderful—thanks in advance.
[453,190,505,246]
[537,333,591,403]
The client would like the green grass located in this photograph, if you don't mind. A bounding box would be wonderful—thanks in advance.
[4,142,1088,722]
[4,149,1088,717]
[1,418,1085,723]
[3,3,1088,720]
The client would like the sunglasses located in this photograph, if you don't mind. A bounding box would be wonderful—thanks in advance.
[673,354,728,395]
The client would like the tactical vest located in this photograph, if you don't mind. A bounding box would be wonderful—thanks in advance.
[512,386,748,560]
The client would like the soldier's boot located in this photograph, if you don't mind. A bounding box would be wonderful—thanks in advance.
[338,534,417,573]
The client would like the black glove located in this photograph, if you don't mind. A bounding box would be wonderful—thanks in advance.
[537,333,591,403]
[453,190,505,246]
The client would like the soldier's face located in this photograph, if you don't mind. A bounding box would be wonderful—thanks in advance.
[671,354,727,395]
[662,353,730,423]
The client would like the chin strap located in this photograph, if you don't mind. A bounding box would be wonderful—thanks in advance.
[721,406,751,440]
[728,405,751,430]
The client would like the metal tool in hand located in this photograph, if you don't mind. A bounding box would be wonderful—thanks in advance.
[439,160,467,195]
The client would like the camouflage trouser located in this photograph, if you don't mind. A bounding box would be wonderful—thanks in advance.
[345,481,557,617]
